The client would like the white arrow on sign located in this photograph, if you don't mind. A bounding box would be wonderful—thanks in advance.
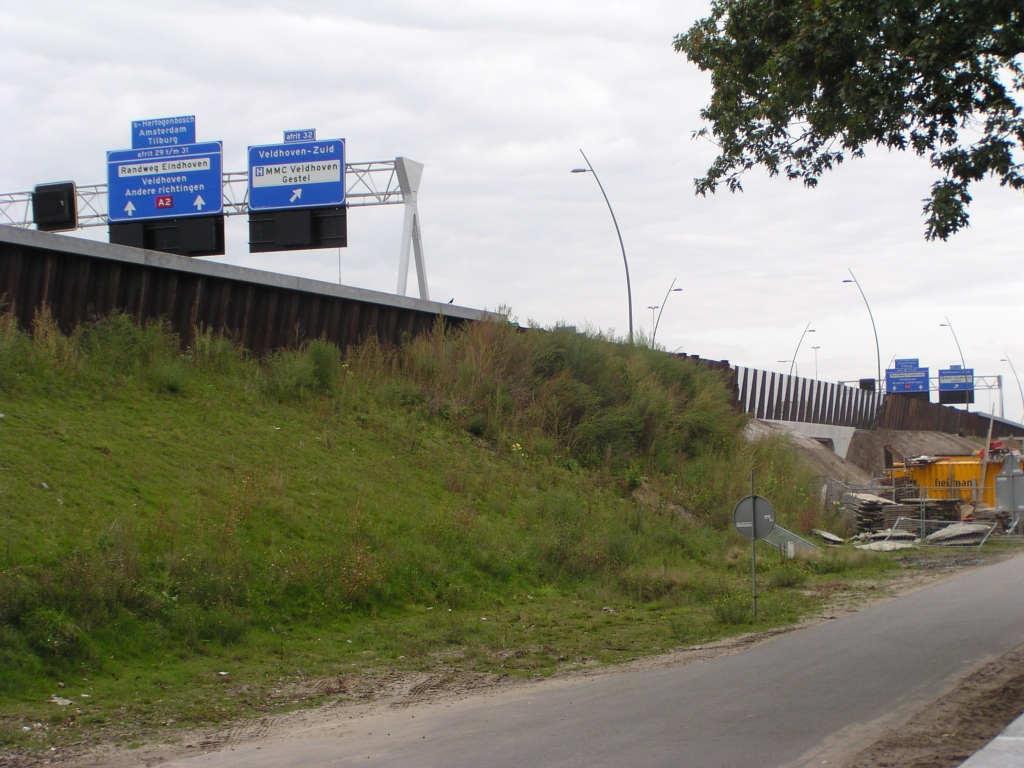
[289,189,302,203]
[193,195,206,210]
[123,201,136,217]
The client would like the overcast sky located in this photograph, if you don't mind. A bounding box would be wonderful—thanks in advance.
[3,1,1023,420]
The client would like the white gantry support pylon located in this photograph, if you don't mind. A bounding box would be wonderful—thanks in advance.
[394,157,428,300]
[0,157,429,298]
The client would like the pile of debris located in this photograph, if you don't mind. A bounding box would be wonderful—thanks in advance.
[852,528,918,552]
[843,493,897,533]
[847,520,995,549]
[844,493,965,533]
[894,498,961,522]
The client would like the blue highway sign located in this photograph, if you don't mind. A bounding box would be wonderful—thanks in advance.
[886,361,929,393]
[247,139,345,212]
[939,365,974,392]
[284,129,316,143]
[107,142,223,223]
[131,115,196,149]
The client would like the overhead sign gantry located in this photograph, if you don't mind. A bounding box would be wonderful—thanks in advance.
[0,118,431,299]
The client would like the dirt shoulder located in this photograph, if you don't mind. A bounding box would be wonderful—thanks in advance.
[845,643,1024,768]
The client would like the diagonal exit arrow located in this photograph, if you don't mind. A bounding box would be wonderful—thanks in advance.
[124,201,136,216]
[290,189,302,203]
[193,195,206,210]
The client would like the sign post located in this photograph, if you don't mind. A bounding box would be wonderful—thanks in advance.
[733,471,776,621]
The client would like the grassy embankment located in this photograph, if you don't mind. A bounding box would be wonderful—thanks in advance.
[0,308,891,749]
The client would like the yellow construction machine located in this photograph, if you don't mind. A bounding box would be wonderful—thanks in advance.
[884,440,1022,508]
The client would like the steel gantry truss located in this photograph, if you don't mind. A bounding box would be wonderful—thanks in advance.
[0,157,429,299]
[841,375,1007,416]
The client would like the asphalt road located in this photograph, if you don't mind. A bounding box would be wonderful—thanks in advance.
[164,555,1024,768]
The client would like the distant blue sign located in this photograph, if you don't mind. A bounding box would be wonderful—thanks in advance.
[107,142,223,222]
[247,138,345,212]
[284,129,316,143]
[939,365,974,392]
[131,115,196,149]
[886,360,929,393]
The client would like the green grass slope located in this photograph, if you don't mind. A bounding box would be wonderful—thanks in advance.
[0,309,885,748]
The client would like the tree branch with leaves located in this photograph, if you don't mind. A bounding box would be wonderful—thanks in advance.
[675,0,1024,239]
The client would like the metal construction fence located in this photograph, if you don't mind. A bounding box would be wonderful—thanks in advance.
[886,516,997,547]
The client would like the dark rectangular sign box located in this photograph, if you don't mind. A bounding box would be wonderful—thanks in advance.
[32,182,78,232]
[109,215,225,257]
[939,390,975,405]
[249,206,347,253]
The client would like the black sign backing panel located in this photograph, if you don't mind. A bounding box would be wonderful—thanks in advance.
[109,215,225,257]
[248,205,347,253]
[32,182,78,232]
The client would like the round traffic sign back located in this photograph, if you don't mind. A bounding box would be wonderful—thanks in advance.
[733,495,776,540]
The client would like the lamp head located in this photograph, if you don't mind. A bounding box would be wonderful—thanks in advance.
[842,279,854,283]
[571,168,588,173]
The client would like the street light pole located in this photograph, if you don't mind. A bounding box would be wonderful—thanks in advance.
[572,150,633,343]
[789,323,815,377]
[940,317,969,411]
[652,278,683,346]
[843,270,882,386]
[811,345,821,380]
[1002,354,1024,420]
[647,305,659,334]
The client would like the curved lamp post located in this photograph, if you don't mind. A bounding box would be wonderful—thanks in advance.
[939,318,967,369]
[940,317,969,411]
[1001,355,1024,420]
[843,270,882,386]
[572,150,633,343]
[778,359,798,377]
[789,323,815,377]
[652,278,683,346]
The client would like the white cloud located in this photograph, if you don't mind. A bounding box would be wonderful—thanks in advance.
[2,0,1022,419]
